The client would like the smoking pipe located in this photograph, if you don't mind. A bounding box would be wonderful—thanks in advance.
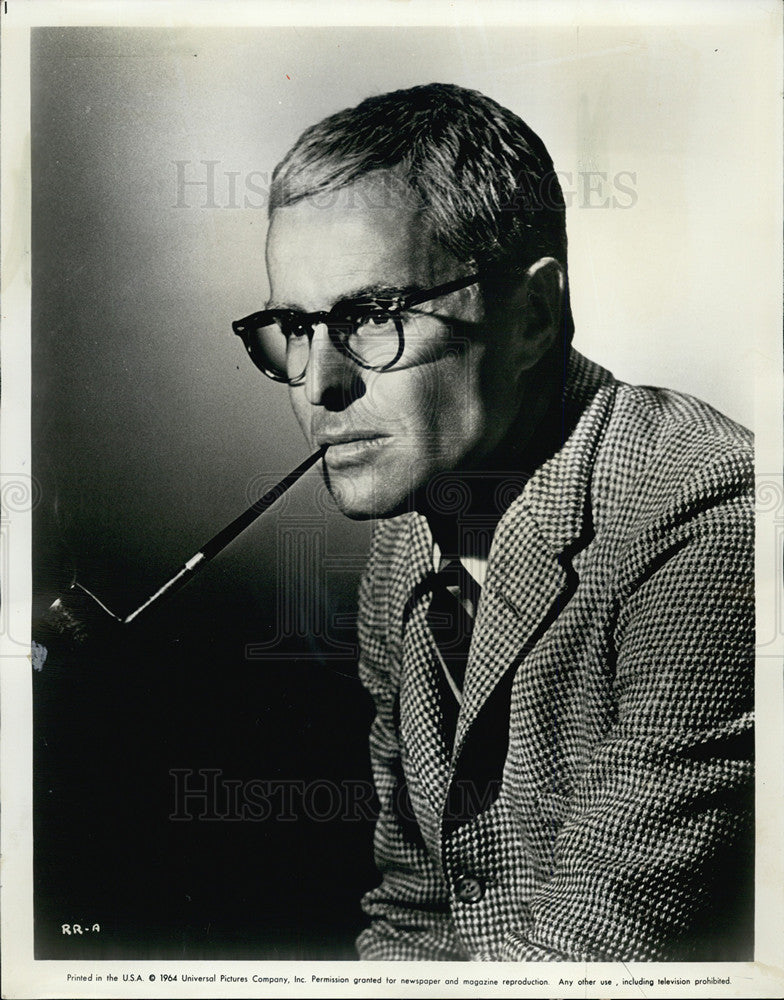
[38,447,325,642]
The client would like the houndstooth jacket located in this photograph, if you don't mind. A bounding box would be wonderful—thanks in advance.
[355,349,754,962]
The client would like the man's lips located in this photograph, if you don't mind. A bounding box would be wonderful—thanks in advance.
[316,431,390,447]
[316,432,391,467]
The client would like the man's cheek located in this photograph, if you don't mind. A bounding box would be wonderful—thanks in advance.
[360,376,408,425]
[363,370,442,430]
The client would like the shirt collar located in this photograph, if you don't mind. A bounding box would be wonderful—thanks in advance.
[432,541,488,589]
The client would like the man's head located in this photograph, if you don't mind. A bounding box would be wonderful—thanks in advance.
[263,83,571,520]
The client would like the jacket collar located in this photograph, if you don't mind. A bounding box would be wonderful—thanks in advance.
[492,348,617,567]
[404,349,617,586]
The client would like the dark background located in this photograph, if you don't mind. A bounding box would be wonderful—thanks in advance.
[31,27,378,959]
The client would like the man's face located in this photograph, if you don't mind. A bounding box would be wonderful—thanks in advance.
[265,173,535,519]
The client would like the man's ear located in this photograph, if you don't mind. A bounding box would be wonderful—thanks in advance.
[514,256,565,369]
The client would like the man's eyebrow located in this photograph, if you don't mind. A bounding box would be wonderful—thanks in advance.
[266,283,425,313]
[337,282,423,301]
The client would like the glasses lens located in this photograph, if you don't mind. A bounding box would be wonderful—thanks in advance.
[347,312,404,370]
[243,316,309,383]
[236,309,406,381]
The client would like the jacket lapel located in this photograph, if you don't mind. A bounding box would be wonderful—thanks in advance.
[453,510,569,754]
[397,513,454,826]
[452,350,618,762]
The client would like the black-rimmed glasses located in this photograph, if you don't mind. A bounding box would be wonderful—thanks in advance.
[232,272,482,385]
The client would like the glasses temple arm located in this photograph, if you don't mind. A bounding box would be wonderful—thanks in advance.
[401,273,482,311]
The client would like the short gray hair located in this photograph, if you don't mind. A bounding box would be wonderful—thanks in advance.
[270,82,573,342]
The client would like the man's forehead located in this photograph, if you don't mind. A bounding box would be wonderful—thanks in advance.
[265,174,453,308]
[268,173,425,246]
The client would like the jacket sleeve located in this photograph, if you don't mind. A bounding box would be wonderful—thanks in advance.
[499,463,754,961]
[355,521,467,961]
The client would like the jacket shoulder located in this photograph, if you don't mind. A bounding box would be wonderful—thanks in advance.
[592,381,753,527]
[584,382,753,597]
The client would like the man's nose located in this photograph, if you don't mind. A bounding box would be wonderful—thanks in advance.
[303,323,360,407]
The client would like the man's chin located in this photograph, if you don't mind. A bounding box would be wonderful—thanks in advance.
[323,467,410,521]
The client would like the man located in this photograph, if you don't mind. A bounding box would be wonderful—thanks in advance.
[234,83,753,961]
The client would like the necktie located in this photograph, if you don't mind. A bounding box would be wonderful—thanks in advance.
[426,559,481,744]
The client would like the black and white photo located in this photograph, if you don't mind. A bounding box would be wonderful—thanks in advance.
[1,2,782,996]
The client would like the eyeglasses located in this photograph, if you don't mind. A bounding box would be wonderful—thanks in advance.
[231,272,482,385]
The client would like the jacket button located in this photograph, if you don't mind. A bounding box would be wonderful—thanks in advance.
[454,875,484,903]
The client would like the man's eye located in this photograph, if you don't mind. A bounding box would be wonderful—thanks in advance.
[355,308,399,330]
[280,319,310,340]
